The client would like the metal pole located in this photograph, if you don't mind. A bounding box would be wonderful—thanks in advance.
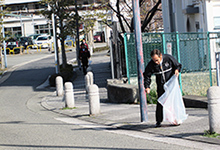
[124,33,130,84]
[207,32,213,86]
[20,13,24,36]
[31,14,35,34]
[1,6,7,68]
[52,13,59,74]
[162,33,166,54]
[216,52,220,86]
[49,3,59,74]
[109,35,115,79]
[132,0,148,122]
[176,32,182,93]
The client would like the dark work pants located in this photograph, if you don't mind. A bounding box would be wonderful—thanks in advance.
[82,63,88,75]
[82,60,88,75]
[156,87,165,123]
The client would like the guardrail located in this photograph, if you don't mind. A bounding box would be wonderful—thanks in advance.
[26,45,39,53]
[39,43,51,52]
[3,42,61,55]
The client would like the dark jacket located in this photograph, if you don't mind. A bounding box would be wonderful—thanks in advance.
[143,54,182,91]
[79,48,90,64]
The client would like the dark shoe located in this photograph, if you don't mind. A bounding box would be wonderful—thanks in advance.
[172,124,180,126]
[155,122,161,128]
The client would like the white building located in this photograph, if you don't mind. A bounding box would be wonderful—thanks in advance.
[162,0,220,33]
[162,0,220,69]
[3,0,50,37]
[2,0,111,42]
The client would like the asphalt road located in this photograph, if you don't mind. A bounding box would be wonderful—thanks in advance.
[0,52,198,150]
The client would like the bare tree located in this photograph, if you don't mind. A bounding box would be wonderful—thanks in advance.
[108,0,162,33]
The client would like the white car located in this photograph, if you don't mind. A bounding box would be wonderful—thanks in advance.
[34,35,53,49]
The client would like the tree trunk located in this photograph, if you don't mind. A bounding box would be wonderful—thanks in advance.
[60,21,67,68]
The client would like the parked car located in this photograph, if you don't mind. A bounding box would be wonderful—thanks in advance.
[28,34,46,44]
[5,37,19,49]
[5,37,21,54]
[93,34,101,42]
[34,35,53,49]
[19,37,33,49]
[93,31,105,43]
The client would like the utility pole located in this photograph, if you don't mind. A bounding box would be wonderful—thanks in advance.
[132,0,148,122]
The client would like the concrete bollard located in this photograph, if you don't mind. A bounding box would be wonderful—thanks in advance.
[64,82,75,108]
[207,86,220,133]
[88,84,100,115]
[56,76,63,96]
[85,74,90,93]
[87,71,94,85]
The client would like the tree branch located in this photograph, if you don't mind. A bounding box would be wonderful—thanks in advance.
[108,2,132,33]
[141,0,161,32]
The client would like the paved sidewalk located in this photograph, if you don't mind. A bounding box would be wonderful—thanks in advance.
[41,50,220,149]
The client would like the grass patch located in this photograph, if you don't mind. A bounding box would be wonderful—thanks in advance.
[203,130,220,139]
[61,107,76,110]
[93,46,109,52]
[146,90,158,104]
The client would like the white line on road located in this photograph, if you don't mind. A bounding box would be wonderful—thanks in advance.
[55,117,220,150]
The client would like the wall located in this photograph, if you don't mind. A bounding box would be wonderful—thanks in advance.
[206,0,220,32]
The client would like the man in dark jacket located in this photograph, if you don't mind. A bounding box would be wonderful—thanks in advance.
[143,49,182,127]
[79,44,90,75]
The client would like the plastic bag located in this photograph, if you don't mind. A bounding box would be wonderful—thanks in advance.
[158,75,188,125]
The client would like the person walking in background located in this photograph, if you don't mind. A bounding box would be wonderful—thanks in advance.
[80,38,88,49]
[79,44,90,75]
[143,49,182,127]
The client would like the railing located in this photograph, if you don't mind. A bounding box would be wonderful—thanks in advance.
[124,32,220,96]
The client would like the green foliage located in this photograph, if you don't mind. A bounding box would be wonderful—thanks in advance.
[79,0,109,35]
[146,90,158,104]
[203,130,220,139]
[60,64,73,73]
[0,1,11,42]
[62,107,76,110]
[40,0,76,39]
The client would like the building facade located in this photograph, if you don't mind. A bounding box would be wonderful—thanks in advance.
[2,0,110,41]
[162,0,220,33]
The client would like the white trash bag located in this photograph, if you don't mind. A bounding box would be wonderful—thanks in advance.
[158,75,188,125]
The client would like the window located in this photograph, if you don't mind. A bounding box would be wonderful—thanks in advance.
[34,24,53,35]
[214,17,220,29]
[4,27,22,38]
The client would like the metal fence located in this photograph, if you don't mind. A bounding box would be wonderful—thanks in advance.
[124,32,220,96]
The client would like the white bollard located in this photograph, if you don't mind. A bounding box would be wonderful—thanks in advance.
[207,86,220,133]
[87,71,94,85]
[56,76,63,96]
[88,84,100,115]
[85,74,90,93]
[64,82,75,108]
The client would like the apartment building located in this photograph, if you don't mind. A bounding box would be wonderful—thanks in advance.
[162,0,220,33]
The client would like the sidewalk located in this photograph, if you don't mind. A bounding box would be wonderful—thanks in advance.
[41,50,220,149]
